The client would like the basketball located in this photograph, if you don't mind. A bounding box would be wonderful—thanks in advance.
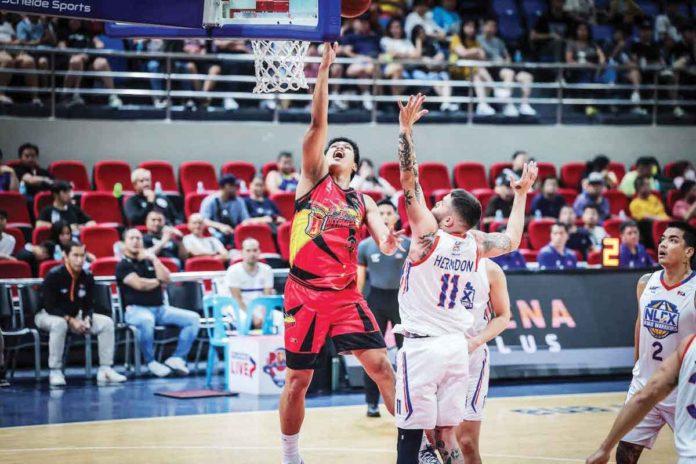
[341,0,371,18]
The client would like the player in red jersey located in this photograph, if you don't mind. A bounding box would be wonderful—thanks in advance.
[279,43,403,464]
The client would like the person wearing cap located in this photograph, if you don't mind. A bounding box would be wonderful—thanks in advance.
[125,168,183,226]
[573,172,610,222]
[199,173,251,247]
[483,174,515,225]
[36,180,95,231]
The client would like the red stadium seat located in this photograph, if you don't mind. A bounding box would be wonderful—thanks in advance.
[652,219,672,249]
[604,189,629,216]
[32,226,51,245]
[519,249,538,263]
[608,162,626,183]
[49,160,91,192]
[4,227,25,254]
[184,256,225,272]
[527,219,556,250]
[418,162,451,195]
[91,257,120,277]
[453,162,488,190]
[379,162,401,191]
[80,225,119,258]
[0,192,31,226]
[536,162,557,181]
[666,189,681,213]
[4,159,20,168]
[140,161,178,192]
[184,192,207,219]
[587,250,602,266]
[0,260,32,278]
[560,162,585,190]
[270,191,296,221]
[603,218,623,239]
[277,221,292,262]
[261,161,278,179]
[93,161,132,193]
[221,161,256,187]
[663,161,689,180]
[81,192,123,226]
[557,188,578,207]
[33,191,53,219]
[472,188,495,213]
[489,162,512,187]
[159,257,180,273]
[647,248,658,262]
[234,223,278,254]
[361,190,385,203]
[39,260,62,278]
[179,161,218,195]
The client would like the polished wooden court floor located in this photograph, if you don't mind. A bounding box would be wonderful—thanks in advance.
[0,391,675,464]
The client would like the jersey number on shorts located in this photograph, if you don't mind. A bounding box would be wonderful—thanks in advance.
[652,341,663,361]
[438,274,460,309]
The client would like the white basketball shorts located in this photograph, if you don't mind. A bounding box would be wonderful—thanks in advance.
[622,376,675,449]
[462,344,490,422]
[395,333,469,430]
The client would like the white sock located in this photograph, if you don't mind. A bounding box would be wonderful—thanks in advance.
[281,433,301,464]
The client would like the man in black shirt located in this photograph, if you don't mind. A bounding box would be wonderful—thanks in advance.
[35,241,126,386]
[483,175,515,225]
[142,211,186,269]
[530,0,575,62]
[36,180,95,231]
[116,228,199,377]
[559,205,593,259]
[124,168,182,226]
[13,143,53,199]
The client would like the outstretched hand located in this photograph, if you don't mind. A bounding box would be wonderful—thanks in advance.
[380,228,407,256]
[398,93,428,130]
[585,449,610,464]
[320,42,338,70]
[509,161,538,195]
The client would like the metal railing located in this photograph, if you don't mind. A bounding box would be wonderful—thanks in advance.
[1,44,695,124]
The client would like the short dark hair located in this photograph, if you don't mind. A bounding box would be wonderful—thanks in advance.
[635,157,653,167]
[553,222,570,233]
[326,137,361,178]
[61,240,84,255]
[582,204,599,213]
[377,199,397,212]
[18,143,39,157]
[619,220,638,234]
[664,221,696,267]
[50,220,71,243]
[450,189,481,229]
[39,240,56,257]
[679,180,695,197]
[541,176,558,187]
[277,151,293,161]
[51,180,72,194]
[0,209,7,221]
[511,150,527,161]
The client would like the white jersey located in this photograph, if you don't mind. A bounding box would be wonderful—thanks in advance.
[398,230,482,336]
[676,334,696,461]
[634,270,696,407]
[466,258,492,340]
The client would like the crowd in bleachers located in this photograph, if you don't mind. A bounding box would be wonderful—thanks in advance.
[0,142,694,278]
[0,0,695,116]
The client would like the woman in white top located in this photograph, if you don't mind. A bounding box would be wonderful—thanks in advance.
[182,213,229,261]
[349,159,397,198]
[380,19,421,97]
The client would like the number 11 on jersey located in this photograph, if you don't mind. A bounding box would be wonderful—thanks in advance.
[438,274,459,309]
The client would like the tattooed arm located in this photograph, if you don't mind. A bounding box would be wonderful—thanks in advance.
[397,94,438,261]
[585,339,685,464]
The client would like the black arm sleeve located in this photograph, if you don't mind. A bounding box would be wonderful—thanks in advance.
[124,196,153,226]
[41,272,64,317]
[76,206,92,224]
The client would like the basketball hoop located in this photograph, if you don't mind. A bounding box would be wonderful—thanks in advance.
[251,39,310,93]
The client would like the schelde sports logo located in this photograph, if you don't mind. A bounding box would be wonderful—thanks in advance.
[644,300,680,339]
[229,352,256,379]
[1,0,92,14]
[263,348,287,388]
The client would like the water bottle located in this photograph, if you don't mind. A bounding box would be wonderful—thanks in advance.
[495,209,503,221]
[154,181,163,196]
[534,209,542,220]
[197,181,204,194]
[618,209,627,220]
[113,182,123,199]
[514,50,522,63]
[19,181,27,196]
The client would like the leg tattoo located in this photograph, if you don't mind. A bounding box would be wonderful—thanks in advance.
[616,441,644,464]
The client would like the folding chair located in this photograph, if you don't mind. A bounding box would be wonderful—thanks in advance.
[202,294,240,390]
[248,295,285,335]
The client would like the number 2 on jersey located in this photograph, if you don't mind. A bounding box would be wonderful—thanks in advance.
[652,341,663,361]
[438,273,459,309]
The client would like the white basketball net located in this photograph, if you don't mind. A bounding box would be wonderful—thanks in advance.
[251,40,310,93]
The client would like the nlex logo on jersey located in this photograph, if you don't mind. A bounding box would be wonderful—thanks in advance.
[644,300,680,339]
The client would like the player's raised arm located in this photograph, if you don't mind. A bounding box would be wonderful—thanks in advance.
[585,337,688,464]
[468,260,512,353]
[397,94,437,244]
[298,42,337,194]
[472,161,538,258]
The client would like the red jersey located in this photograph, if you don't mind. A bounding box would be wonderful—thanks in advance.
[289,174,366,290]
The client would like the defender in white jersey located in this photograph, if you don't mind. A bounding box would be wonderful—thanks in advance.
[618,222,696,463]
[394,94,537,464]
[587,334,696,464]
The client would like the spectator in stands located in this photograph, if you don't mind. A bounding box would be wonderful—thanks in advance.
[36,181,95,231]
[200,174,250,247]
[409,25,456,112]
[619,156,658,197]
[183,213,229,262]
[655,0,689,43]
[15,240,54,276]
[603,29,648,115]
[573,172,610,222]
[483,175,514,225]
[511,150,530,178]
[350,159,397,197]
[531,177,565,219]
[380,19,421,97]
[582,154,618,190]
[404,0,446,40]
[431,0,461,36]
[563,0,599,24]
[130,39,193,109]
[629,176,669,221]
[538,223,579,270]
[13,143,53,199]
[531,0,575,62]
[56,19,123,108]
[659,33,689,119]
[245,176,286,227]
[116,228,200,377]
[340,17,382,111]
[265,151,300,194]
[607,0,643,36]
[559,205,593,258]
[0,210,16,261]
[565,22,606,116]
[478,18,537,117]
[0,148,19,192]
[490,226,528,270]
[0,14,45,106]
[36,240,126,386]
[581,205,607,250]
[225,238,277,330]
[673,180,696,221]
[376,0,408,20]
[449,19,496,116]
[142,211,186,270]
[124,168,182,226]
[305,43,347,111]
[618,220,654,268]
[646,157,676,196]
[50,220,95,264]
